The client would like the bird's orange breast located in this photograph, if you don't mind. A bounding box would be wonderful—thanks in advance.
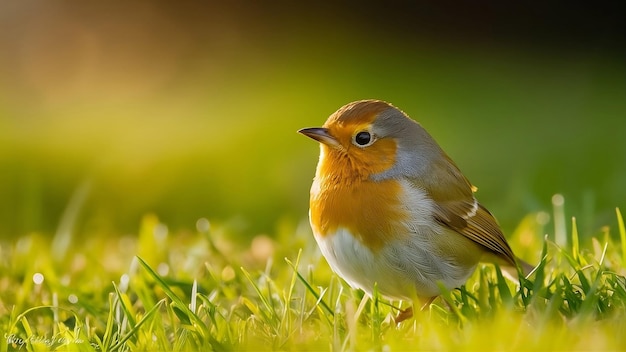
[310,168,408,252]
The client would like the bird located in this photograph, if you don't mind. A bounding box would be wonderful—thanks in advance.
[298,99,533,322]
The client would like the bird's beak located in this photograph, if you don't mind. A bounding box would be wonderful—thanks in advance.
[298,127,342,149]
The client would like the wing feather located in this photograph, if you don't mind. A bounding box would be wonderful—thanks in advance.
[407,154,517,266]
[431,199,517,266]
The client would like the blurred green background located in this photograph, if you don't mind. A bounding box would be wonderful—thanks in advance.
[0,1,624,241]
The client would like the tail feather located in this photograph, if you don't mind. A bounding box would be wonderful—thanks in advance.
[500,256,535,282]
[516,257,535,278]
[483,251,535,281]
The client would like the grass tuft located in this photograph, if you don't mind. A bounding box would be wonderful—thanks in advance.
[1,208,626,351]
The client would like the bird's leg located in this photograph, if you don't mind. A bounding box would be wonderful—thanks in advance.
[394,296,436,323]
[394,306,413,323]
[420,296,437,311]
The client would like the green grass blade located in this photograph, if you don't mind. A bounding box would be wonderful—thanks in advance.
[240,266,281,336]
[135,256,209,339]
[112,282,137,328]
[532,236,549,295]
[109,299,167,351]
[572,216,580,263]
[436,282,466,326]
[370,283,381,345]
[494,265,513,306]
[101,293,118,350]
[285,257,334,318]
[281,250,302,337]
[617,207,626,266]
[576,269,591,293]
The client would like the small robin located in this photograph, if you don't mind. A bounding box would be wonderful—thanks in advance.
[298,99,532,322]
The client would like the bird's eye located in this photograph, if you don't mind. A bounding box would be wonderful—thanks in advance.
[354,131,373,146]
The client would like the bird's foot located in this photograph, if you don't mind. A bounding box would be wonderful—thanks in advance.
[394,307,413,324]
[394,296,436,324]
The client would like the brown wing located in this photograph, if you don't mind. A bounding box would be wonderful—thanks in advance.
[409,154,517,266]
[432,200,517,266]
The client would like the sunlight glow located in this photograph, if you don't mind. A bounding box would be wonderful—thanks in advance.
[119,274,130,293]
[68,294,78,304]
[221,266,235,281]
[196,218,211,233]
[157,262,170,276]
[154,224,168,243]
[33,273,44,285]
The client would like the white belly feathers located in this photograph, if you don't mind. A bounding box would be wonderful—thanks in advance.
[311,178,478,300]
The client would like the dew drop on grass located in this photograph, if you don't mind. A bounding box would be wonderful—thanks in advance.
[552,194,565,206]
[196,218,211,233]
[222,265,235,281]
[251,235,274,262]
[32,272,44,285]
[157,262,170,276]
[536,211,550,225]
[68,294,78,304]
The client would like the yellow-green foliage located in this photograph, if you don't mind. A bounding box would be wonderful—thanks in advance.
[1,208,625,351]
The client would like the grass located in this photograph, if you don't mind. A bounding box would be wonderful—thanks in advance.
[1,5,623,350]
[1,206,626,351]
